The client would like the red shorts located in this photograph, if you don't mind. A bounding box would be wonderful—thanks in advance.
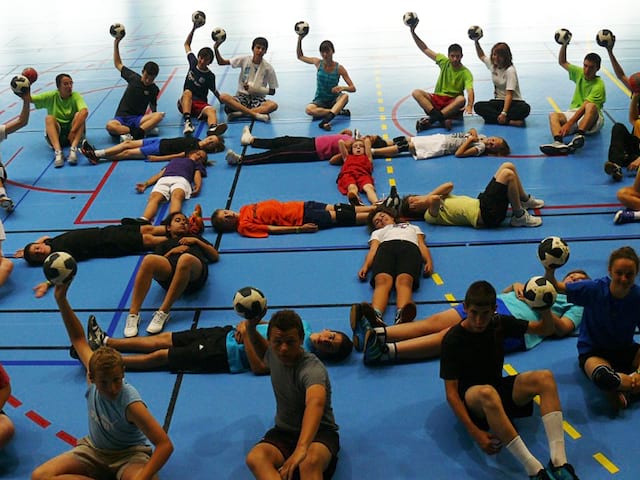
[430,93,458,111]
[177,98,211,117]
[337,158,374,194]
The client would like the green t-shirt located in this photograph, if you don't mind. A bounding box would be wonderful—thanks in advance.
[568,64,606,111]
[31,90,88,124]
[434,53,473,97]
[424,194,480,227]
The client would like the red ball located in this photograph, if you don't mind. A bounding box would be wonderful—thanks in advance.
[629,72,640,94]
[22,67,38,84]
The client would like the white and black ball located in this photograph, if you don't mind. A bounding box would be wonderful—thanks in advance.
[294,21,309,36]
[523,276,557,311]
[211,27,227,43]
[192,10,206,28]
[468,25,483,41]
[233,286,267,320]
[403,12,419,27]
[43,252,77,285]
[596,29,615,48]
[538,236,570,269]
[554,28,572,45]
[10,75,30,96]
[109,23,126,39]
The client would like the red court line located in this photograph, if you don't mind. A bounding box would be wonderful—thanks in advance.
[56,430,78,446]
[7,395,22,408]
[25,410,51,428]
[5,178,94,195]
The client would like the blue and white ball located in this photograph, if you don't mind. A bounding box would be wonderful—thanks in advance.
[403,12,419,27]
[43,252,77,285]
[10,75,30,96]
[468,25,483,41]
[109,23,126,39]
[294,21,309,36]
[211,27,226,43]
[523,276,557,311]
[538,236,570,269]
[233,286,267,320]
[192,11,206,28]
[554,28,572,45]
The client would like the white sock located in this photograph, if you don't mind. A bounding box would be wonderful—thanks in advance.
[103,336,110,346]
[0,187,6,197]
[505,436,544,476]
[633,211,640,219]
[95,149,106,158]
[542,411,567,467]
[373,326,386,343]
[384,342,397,361]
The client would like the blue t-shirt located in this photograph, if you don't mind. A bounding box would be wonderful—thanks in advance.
[226,320,313,373]
[162,157,206,182]
[566,277,640,354]
[86,382,148,449]
[183,52,217,102]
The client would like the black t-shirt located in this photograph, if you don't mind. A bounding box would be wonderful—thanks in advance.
[47,225,144,261]
[154,233,212,265]
[182,52,217,101]
[115,66,160,116]
[158,137,200,156]
[440,315,528,395]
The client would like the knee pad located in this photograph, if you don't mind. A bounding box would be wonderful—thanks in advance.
[334,203,356,226]
[591,364,621,391]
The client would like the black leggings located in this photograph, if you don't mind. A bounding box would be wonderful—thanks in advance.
[243,136,320,165]
[474,99,531,124]
[608,122,640,167]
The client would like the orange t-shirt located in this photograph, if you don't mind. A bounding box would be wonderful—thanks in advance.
[237,200,305,238]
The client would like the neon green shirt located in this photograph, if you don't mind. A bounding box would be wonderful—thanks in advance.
[424,194,480,227]
[31,90,88,124]
[434,53,473,98]
[568,64,605,111]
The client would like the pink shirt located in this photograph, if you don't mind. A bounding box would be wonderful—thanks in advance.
[314,134,352,160]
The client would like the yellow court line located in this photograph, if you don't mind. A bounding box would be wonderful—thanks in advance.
[601,66,631,96]
[431,273,443,285]
[593,453,620,474]
[546,97,561,113]
[444,293,457,304]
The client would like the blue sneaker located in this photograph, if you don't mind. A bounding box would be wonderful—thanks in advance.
[614,209,637,225]
[547,461,579,480]
[350,303,371,352]
[363,329,385,365]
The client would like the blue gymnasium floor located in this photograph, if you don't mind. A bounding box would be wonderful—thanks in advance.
[1,1,640,478]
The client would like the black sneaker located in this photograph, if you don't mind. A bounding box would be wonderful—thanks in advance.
[416,117,432,132]
[81,139,99,165]
[207,123,228,136]
[383,186,400,214]
[394,302,417,324]
[319,117,332,131]
[530,469,553,480]
[604,161,623,182]
[547,461,579,480]
[87,315,105,351]
[338,109,351,117]
[361,302,386,328]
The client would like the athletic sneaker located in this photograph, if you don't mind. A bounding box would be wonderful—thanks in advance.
[539,141,569,156]
[530,469,553,480]
[226,149,242,165]
[183,118,195,135]
[350,303,372,352]
[613,209,637,225]
[347,191,364,206]
[353,128,361,139]
[147,310,170,334]
[226,111,244,121]
[547,461,579,480]
[416,117,432,132]
[124,313,141,338]
[0,195,14,212]
[394,302,416,324]
[521,194,545,209]
[255,113,270,123]
[319,117,332,131]
[81,139,99,165]
[510,211,542,227]
[338,109,351,117]
[383,185,401,214]
[87,315,105,351]
[363,329,384,365]
[240,125,254,146]
[567,133,585,152]
[207,123,228,136]
[120,133,134,143]
[604,161,623,182]
[54,151,64,168]
[68,146,78,165]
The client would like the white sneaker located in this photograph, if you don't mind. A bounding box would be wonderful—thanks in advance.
[124,313,141,338]
[147,310,170,334]
[521,195,544,209]
[0,195,14,212]
[539,141,569,156]
[68,147,78,165]
[226,149,241,165]
[255,113,270,123]
[510,211,542,227]
[183,119,195,135]
[120,133,134,143]
[240,126,254,146]
[54,151,64,168]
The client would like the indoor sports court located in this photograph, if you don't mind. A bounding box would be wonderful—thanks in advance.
[1,0,639,478]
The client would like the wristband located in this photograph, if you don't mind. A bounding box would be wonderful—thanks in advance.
[500,111,507,116]
[46,280,53,287]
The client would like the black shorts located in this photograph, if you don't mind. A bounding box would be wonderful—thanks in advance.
[302,201,332,229]
[463,375,534,431]
[578,342,640,374]
[157,254,208,294]
[477,178,509,228]
[168,326,233,373]
[370,240,422,290]
[259,426,340,479]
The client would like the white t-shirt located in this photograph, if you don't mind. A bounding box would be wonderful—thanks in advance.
[229,56,279,96]
[482,57,523,101]
[411,133,486,160]
[370,222,424,246]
